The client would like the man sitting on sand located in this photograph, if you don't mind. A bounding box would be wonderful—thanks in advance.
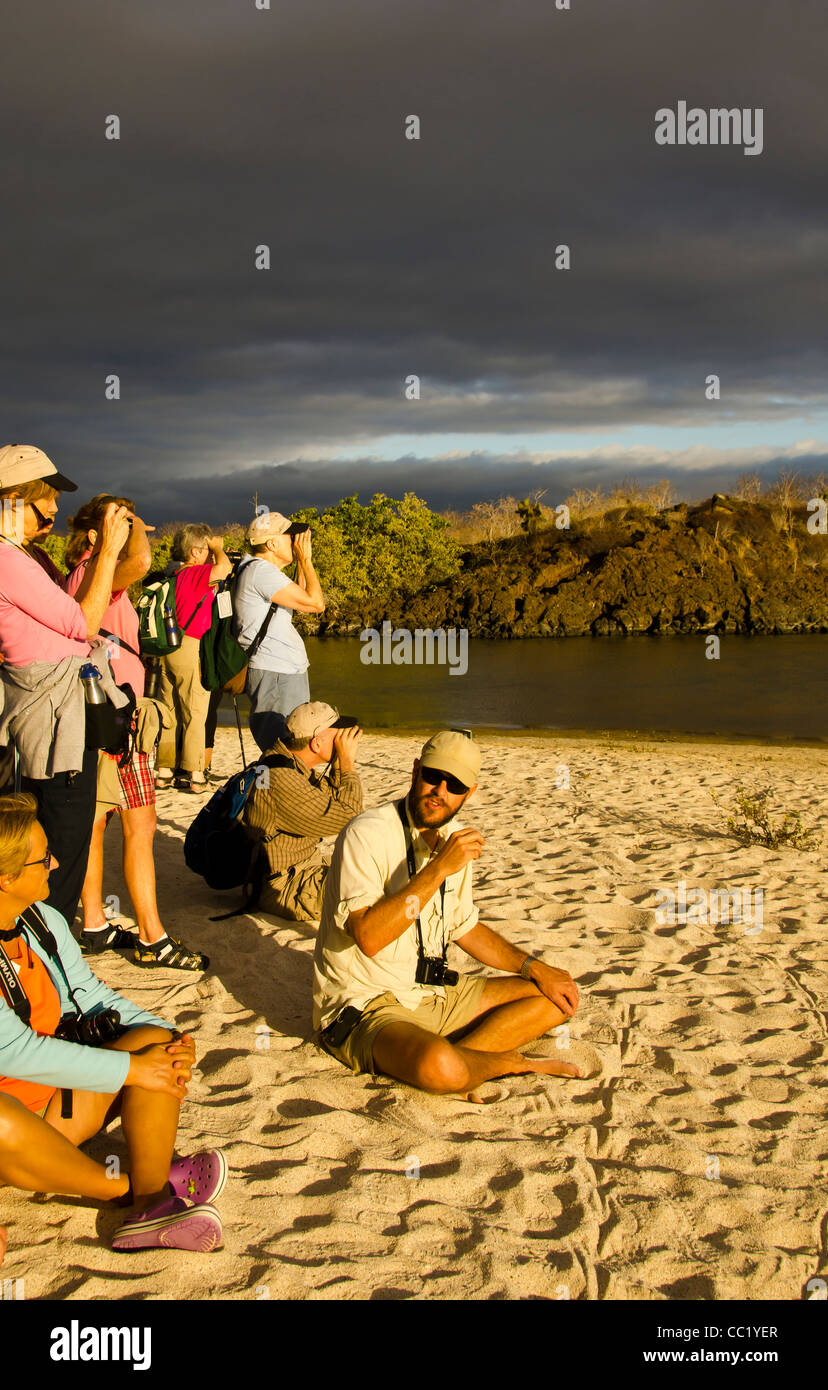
[313,729,582,1097]
[244,701,364,922]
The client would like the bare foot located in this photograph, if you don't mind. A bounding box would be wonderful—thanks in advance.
[523,1057,582,1079]
[456,1056,581,1100]
[496,1049,582,1081]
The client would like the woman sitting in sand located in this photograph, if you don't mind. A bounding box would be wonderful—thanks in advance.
[0,793,225,1252]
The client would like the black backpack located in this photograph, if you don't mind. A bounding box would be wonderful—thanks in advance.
[183,753,292,906]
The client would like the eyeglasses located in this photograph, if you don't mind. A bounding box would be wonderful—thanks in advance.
[419,766,469,797]
[23,845,52,869]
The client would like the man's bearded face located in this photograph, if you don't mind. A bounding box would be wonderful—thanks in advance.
[409,763,469,830]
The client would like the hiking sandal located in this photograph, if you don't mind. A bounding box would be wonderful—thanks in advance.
[133,934,210,971]
[79,922,138,955]
[174,775,210,794]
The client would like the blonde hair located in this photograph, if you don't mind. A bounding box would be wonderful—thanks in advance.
[0,792,39,879]
[0,478,60,507]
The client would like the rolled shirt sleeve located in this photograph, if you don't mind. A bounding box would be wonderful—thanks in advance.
[334,821,389,933]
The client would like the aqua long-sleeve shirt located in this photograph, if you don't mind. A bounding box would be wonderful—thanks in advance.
[0,902,172,1095]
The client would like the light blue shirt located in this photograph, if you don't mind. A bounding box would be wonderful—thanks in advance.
[0,902,171,1095]
[232,557,309,675]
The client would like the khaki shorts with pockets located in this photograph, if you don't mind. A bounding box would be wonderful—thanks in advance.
[318,974,487,1076]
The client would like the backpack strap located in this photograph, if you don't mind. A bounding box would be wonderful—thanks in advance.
[100,628,141,660]
[179,588,211,635]
[234,559,279,661]
[244,602,279,661]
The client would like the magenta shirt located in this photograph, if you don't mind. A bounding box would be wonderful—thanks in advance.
[174,564,215,639]
[0,540,90,665]
[66,553,145,699]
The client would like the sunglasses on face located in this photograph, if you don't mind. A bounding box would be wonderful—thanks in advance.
[419,766,469,797]
[23,845,51,869]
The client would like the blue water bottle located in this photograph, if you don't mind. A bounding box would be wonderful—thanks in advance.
[80,662,107,705]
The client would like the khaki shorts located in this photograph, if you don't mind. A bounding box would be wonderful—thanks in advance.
[318,975,487,1076]
[259,863,327,923]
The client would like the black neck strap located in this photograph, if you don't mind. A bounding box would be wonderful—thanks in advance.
[0,906,80,1026]
[0,938,30,1024]
[396,798,447,963]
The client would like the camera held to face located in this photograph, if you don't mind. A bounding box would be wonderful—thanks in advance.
[415,955,459,987]
[55,1007,125,1048]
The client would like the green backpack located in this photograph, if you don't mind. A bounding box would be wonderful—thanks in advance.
[199,562,278,693]
[136,573,179,656]
[199,576,249,692]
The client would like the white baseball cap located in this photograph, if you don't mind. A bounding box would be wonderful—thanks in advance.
[0,444,78,492]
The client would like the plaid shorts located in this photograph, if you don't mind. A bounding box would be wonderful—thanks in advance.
[97,748,156,818]
[117,749,156,809]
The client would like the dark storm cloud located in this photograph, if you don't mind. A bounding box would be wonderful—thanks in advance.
[93,446,826,529]
[2,0,827,519]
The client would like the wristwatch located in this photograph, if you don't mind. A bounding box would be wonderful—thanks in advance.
[519,955,537,980]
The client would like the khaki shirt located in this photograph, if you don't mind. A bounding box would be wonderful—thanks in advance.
[312,797,479,1030]
[244,739,363,875]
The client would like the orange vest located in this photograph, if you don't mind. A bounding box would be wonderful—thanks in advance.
[0,934,61,1112]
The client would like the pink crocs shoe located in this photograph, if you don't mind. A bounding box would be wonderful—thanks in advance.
[169,1150,228,1206]
[112,1196,222,1252]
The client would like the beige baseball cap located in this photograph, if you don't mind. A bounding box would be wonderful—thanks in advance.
[419,729,481,789]
[0,444,78,492]
[286,701,358,739]
[246,510,309,544]
[246,510,291,544]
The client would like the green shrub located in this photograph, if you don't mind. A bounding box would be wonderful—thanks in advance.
[289,492,460,607]
[39,533,69,572]
[712,786,823,851]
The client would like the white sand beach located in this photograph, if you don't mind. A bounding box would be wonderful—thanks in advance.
[2,728,826,1301]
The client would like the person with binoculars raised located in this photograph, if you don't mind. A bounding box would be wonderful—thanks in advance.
[313,730,583,1098]
[0,792,226,1252]
[233,509,326,753]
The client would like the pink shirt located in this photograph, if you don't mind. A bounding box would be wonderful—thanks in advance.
[0,539,90,665]
[66,553,145,699]
[174,564,215,639]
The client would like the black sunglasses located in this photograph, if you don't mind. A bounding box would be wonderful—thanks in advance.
[419,766,469,797]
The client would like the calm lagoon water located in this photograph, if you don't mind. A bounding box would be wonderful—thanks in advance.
[218,634,827,742]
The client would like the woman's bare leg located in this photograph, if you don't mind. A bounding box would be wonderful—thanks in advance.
[0,1092,129,1201]
[120,805,164,945]
[79,814,110,930]
[108,1026,181,1209]
[41,1026,182,1212]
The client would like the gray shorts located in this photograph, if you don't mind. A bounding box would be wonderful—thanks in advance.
[247,667,310,753]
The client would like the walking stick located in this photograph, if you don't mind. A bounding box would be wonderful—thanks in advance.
[232,694,247,769]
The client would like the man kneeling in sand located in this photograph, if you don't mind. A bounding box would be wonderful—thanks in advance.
[313,730,581,1096]
[244,701,364,921]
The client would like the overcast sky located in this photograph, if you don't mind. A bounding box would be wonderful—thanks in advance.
[2,0,827,523]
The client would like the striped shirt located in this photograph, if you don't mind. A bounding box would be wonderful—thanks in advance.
[243,739,364,875]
